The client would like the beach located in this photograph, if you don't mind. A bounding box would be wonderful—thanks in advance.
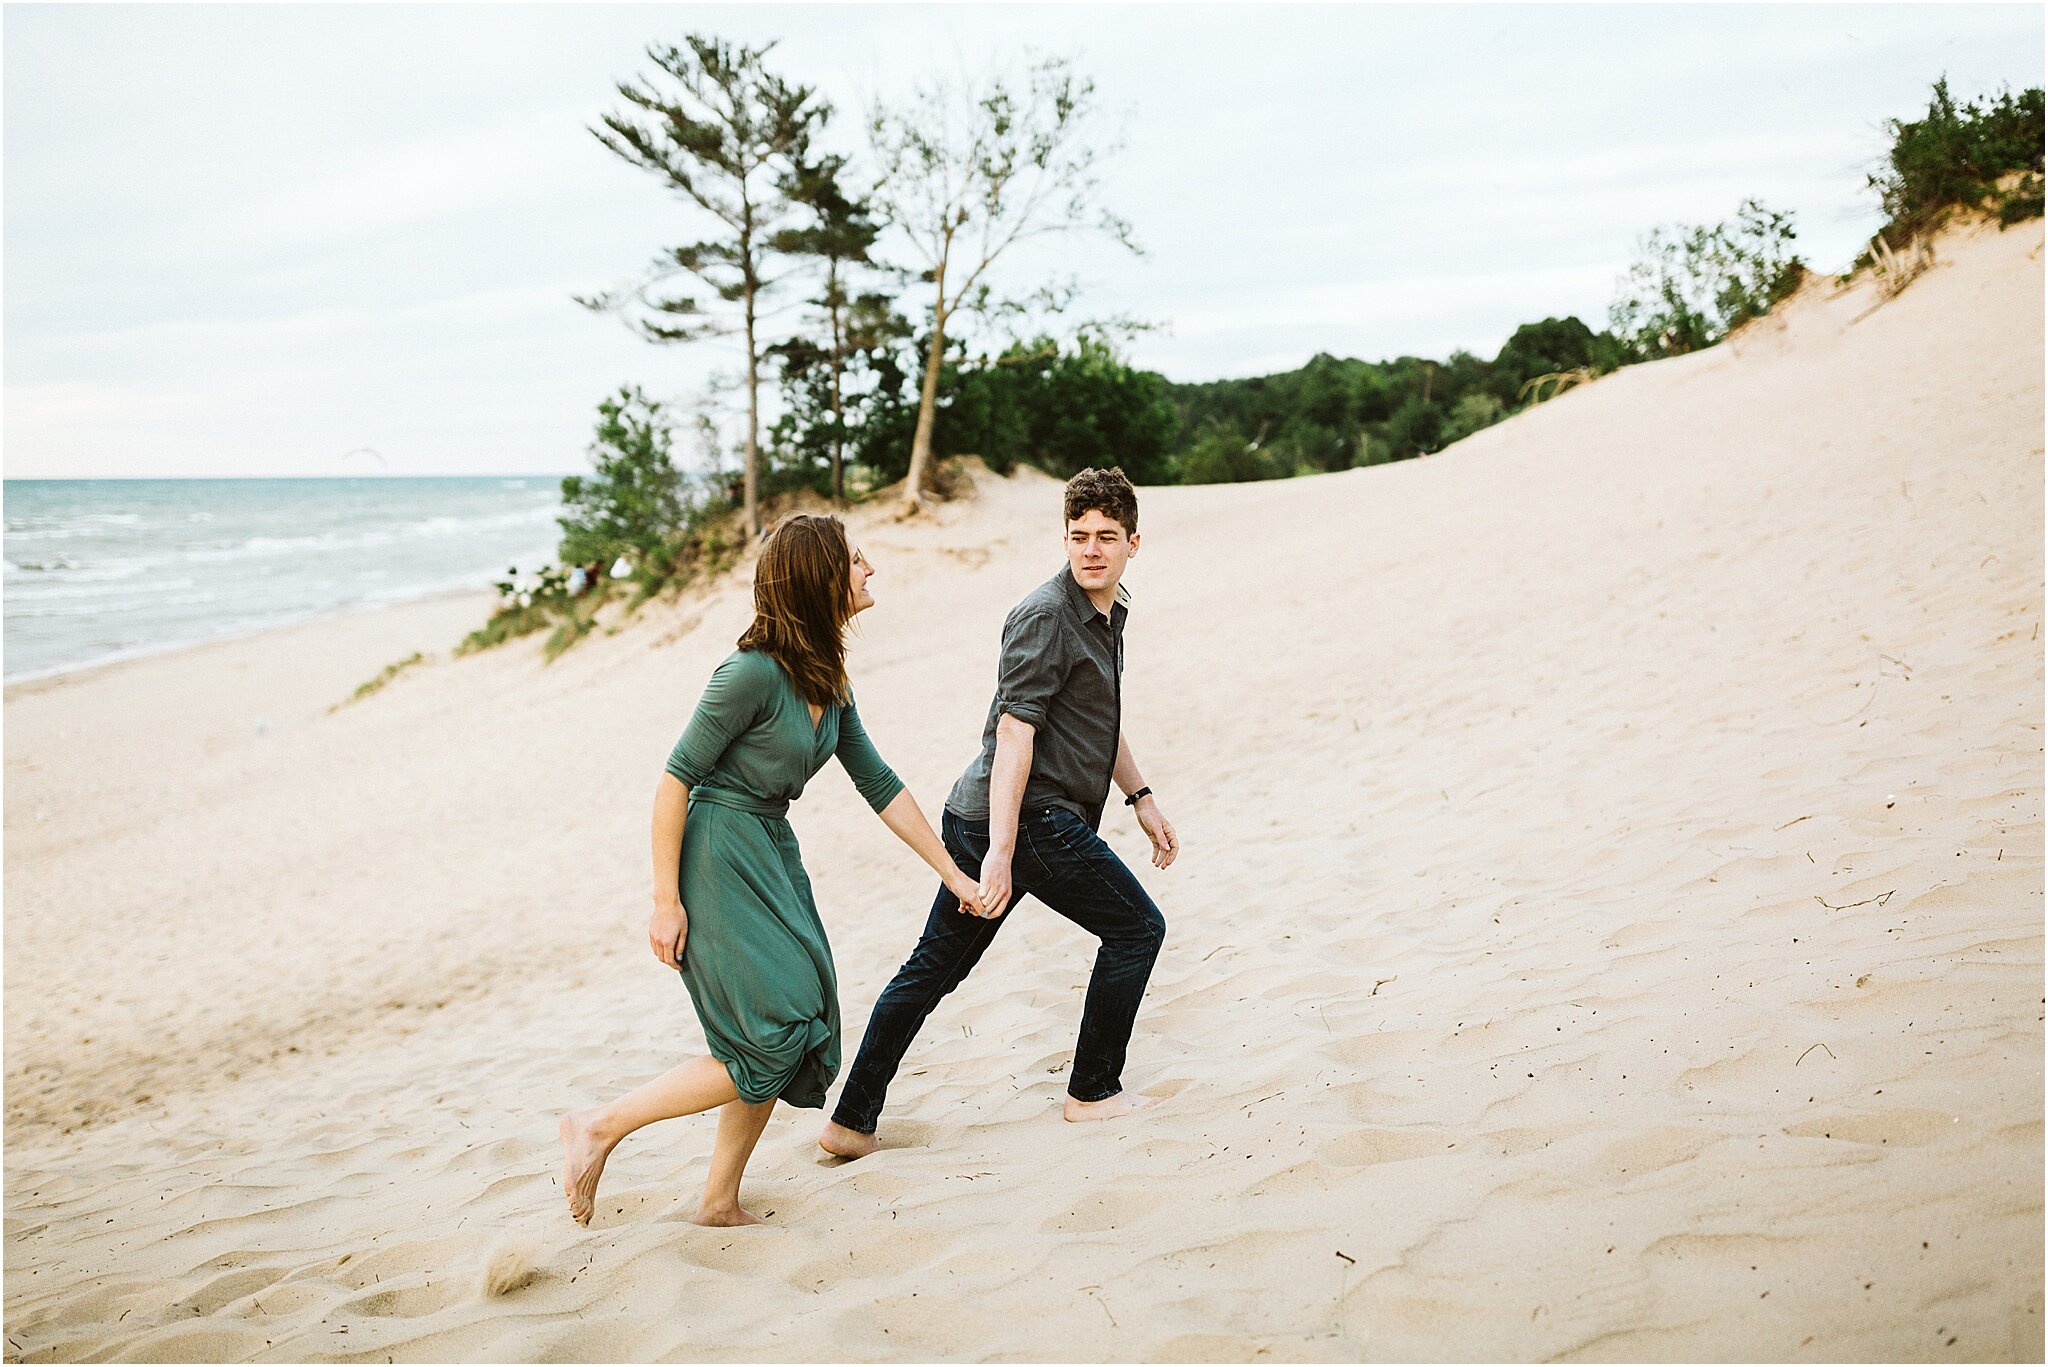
[4,217,2041,1361]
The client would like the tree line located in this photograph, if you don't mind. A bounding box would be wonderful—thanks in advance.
[464,66,2040,660]
[572,36,1132,536]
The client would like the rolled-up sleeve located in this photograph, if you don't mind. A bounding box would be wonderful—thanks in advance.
[995,607,1067,732]
[665,653,769,787]
[834,694,906,813]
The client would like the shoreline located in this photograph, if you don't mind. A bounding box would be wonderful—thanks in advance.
[3,583,498,700]
[2,471,578,484]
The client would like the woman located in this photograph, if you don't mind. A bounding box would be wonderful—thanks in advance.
[559,515,984,1227]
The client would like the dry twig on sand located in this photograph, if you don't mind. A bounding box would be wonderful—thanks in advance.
[1853,233,1937,322]
[1517,368,1596,405]
[1815,890,1897,911]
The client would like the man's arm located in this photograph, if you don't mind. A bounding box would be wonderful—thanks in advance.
[977,713,1036,918]
[1114,730,1179,870]
[978,605,1066,918]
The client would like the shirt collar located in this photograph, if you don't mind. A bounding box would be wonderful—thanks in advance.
[1059,565,1131,626]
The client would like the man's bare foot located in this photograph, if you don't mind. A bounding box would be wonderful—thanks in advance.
[691,1204,765,1227]
[558,1109,618,1226]
[1063,1090,1162,1123]
[817,1120,880,1159]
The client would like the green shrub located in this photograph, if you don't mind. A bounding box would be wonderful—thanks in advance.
[331,652,424,711]
[461,380,762,662]
[1609,199,1805,359]
[558,387,690,571]
[1441,392,1505,446]
[1868,79,2045,249]
[457,602,555,656]
[458,499,750,663]
[623,518,743,610]
[2001,188,2045,225]
[1174,426,1289,484]
[545,612,598,662]
[1382,395,1446,459]
[1272,417,1351,474]
[1491,317,1597,408]
[458,564,583,656]
[931,335,1181,485]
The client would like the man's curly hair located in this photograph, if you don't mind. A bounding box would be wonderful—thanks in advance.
[1063,467,1138,536]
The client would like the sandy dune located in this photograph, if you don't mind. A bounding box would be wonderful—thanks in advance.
[5,217,2041,1362]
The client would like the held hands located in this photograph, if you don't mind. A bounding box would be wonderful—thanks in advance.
[944,865,996,919]
[649,897,688,969]
[1135,795,1179,869]
[970,850,1015,921]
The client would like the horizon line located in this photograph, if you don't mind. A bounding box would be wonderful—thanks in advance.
[3,472,583,483]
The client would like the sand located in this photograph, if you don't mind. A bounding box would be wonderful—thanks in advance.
[4,217,2041,1362]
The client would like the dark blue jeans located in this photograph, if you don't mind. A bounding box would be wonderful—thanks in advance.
[831,805,1166,1133]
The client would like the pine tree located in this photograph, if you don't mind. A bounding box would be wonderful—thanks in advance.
[577,35,828,538]
[770,154,891,501]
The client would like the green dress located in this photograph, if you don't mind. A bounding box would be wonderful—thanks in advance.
[664,649,906,1107]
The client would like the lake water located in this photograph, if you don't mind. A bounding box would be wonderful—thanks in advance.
[3,476,565,681]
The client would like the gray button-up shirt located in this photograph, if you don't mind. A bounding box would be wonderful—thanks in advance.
[947,566,1129,829]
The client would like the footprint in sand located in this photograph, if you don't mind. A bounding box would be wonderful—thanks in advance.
[1041,1185,1166,1233]
[166,1264,291,1318]
[1316,1127,1445,1168]
[1783,1107,1957,1147]
[340,1276,472,1319]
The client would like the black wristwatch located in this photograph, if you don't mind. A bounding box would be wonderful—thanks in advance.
[1124,786,1153,807]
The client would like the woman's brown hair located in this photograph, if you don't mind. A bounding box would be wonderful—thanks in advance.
[736,514,854,707]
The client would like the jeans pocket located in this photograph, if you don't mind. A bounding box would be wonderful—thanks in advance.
[1010,807,1054,877]
[1032,805,1090,871]
[1036,803,1076,831]
[1041,805,1095,850]
[943,811,988,864]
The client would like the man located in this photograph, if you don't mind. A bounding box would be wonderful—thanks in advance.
[820,467,1179,1158]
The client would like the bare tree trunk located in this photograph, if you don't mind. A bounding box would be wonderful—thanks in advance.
[743,282,760,539]
[904,313,947,515]
[828,268,845,503]
[902,239,951,516]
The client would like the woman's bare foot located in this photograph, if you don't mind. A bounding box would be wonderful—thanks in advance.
[691,1203,765,1227]
[558,1110,618,1226]
[1063,1090,1162,1123]
[817,1120,880,1159]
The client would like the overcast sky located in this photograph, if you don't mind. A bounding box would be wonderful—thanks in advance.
[5,3,2041,479]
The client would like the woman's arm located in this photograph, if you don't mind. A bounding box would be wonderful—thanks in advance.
[667,653,770,789]
[838,696,981,914]
[652,652,772,970]
[649,773,690,969]
[876,789,984,914]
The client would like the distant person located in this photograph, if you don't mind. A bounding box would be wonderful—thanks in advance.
[821,467,1180,1160]
[587,560,605,594]
[558,515,987,1227]
[566,564,589,597]
[610,555,633,580]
